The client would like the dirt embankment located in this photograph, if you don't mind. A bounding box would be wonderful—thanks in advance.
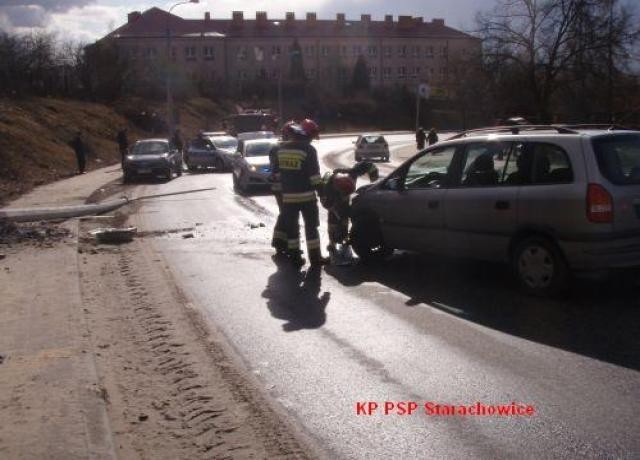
[0,97,228,206]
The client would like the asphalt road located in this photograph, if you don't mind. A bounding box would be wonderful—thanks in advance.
[125,134,640,459]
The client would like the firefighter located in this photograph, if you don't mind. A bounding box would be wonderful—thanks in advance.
[272,118,327,267]
[268,121,295,257]
[321,161,379,262]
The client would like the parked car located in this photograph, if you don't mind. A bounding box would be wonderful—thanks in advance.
[354,134,390,162]
[350,125,640,296]
[237,131,276,142]
[184,135,238,172]
[123,139,182,182]
[232,138,279,193]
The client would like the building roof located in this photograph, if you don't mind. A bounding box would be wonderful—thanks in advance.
[108,7,478,41]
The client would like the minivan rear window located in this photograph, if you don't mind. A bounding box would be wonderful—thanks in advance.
[592,134,640,185]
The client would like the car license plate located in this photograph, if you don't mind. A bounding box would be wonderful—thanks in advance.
[137,168,152,174]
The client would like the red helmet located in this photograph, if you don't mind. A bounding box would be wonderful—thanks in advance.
[333,175,356,195]
[300,118,320,139]
[281,120,297,140]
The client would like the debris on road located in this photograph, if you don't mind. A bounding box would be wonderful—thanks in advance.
[247,222,266,229]
[182,232,194,239]
[89,227,137,244]
[0,220,71,245]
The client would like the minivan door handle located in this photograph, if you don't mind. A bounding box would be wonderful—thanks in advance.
[495,200,510,210]
[428,200,439,209]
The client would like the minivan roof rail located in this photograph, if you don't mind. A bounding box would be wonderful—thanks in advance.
[449,125,579,139]
[555,123,633,131]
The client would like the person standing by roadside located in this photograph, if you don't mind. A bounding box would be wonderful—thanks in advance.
[427,127,439,146]
[416,127,426,150]
[116,127,129,169]
[71,131,86,174]
[171,128,184,154]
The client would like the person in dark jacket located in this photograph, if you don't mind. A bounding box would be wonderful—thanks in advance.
[427,127,439,146]
[271,119,327,267]
[416,127,426,150]
[116,128,129,169]
[71,131,86,174]
[171,128,184,153]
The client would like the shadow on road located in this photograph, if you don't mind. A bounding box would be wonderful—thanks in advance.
[262,260,330,332]
[326,251,640,371]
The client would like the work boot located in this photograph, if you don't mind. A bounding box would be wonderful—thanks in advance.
[309,248,330,267]
[287,250,306,268]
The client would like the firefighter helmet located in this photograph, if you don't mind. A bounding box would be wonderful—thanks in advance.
[333,175,356,195]
[300,118,320,139]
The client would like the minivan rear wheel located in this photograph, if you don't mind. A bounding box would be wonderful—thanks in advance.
[512,236,568,297]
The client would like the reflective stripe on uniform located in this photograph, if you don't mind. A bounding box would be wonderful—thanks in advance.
[288,239,300,249]
[309,174,322,186]
[282,191,316,203]
[306,239,321,250]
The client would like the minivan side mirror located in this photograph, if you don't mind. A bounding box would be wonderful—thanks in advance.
[386,177,404,191]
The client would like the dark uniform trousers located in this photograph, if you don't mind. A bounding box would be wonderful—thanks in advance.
[282,200,321,255]
[271,190,288,251]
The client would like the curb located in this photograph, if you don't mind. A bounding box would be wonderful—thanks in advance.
[0,197,130,223]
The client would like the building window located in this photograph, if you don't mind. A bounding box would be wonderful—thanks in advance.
[238,70,248,80]
[306,68,317,79]
[397,45,406,58]
[352,45,362,56]
[411,66,420,79]
[384,46,392,58]
[367,45,377,57]
[304,45,315,57]
[412,45,420,58]
[129,47,138,59]
[144,47,157,59]
[338,67,348,81]
[185,46,196,60]
[171,47,176,60]
[203,46,215,60]
[368,66,377,77]
[383,67,392,79]
[397,66,406,78]
[340,45,348,57]
[321,45,330,57]
[237,46,247,61]
[440,46,448,57]
[426,46,434,58]
[440,67,447,80]
[271,45,281,58]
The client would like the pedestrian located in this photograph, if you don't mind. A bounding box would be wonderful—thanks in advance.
[116,127,129,169]
[171,128,184,154]
[416,127,426,150]
[271,118,328,267]
[71,131,86,174]
[427,127,439,146]
[321,161,379,264]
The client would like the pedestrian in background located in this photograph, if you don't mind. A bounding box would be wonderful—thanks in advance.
[171,128,184,154]
[116,127,129,169]
[428,127,439,146]
[71,131,86,174]
[416,127,426,150]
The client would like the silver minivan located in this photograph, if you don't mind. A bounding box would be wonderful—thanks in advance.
[350,126,640,296]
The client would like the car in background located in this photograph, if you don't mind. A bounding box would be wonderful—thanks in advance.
[237,131,276,142]
[354,134,390,162]
[350,125,640,296]
[184,134,238,172]
[232,138,279,193]
[123,139,182,182]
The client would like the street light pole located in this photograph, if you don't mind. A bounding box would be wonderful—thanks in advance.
[166,0,199,138]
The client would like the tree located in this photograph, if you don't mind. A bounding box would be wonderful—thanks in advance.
[351,55,370,92]
[477,0,638,122]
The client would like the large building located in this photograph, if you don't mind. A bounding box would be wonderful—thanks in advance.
[105,7,480,96]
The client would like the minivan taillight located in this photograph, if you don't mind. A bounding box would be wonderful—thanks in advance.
[587,183,613,223]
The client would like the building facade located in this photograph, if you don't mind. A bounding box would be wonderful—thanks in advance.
[106,8,481,96]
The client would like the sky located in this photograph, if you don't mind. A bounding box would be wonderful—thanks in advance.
[0,0,495,43]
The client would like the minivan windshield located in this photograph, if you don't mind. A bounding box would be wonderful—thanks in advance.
[592,134,640,185]
[132,141,169,155]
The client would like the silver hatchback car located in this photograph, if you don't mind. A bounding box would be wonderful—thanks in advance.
[350,125,640,296]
